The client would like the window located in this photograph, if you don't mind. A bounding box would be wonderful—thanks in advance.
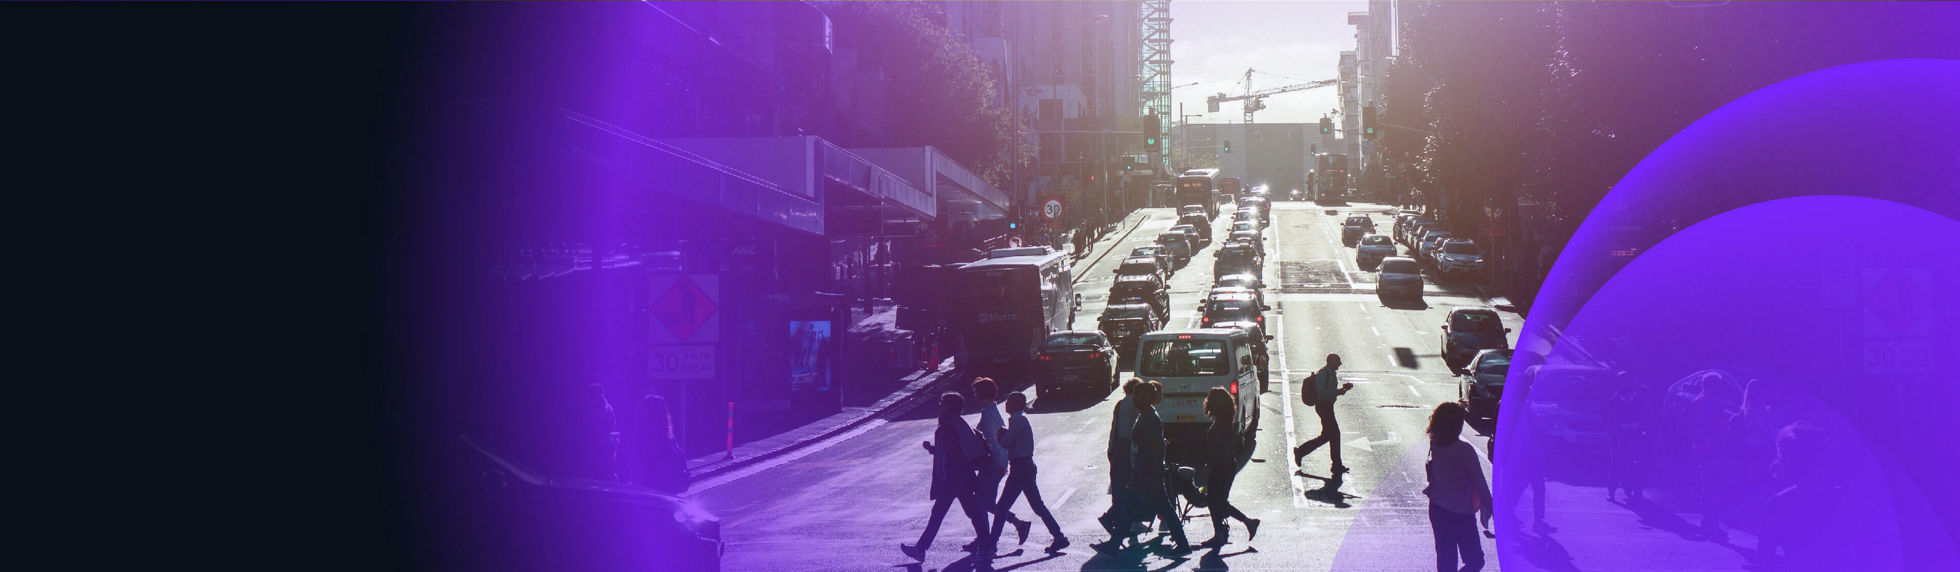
[1444,242,1481,255]
[1137,339,1228,376]
[1475,353,1511,377]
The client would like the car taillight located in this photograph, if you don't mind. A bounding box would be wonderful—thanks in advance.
[1230,381,1239,395]
[1255,315,1264,323]
[1038,354,1051,361]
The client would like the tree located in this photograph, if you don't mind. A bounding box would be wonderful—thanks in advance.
[826,3,1029,187]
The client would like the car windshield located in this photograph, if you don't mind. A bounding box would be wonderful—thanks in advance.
[1132,246,1162,257]
[1346,217,1369,226]
[1157,234,1184,244]
[1381,259,1418,274]
[1112,280,1156,296]
[1101,305,1151,319]
[1476,353,1512,377]
[1362,235,1391,246]
[1045,333,1103,347]
[1444,242,1481,255]
[1450,311,1503,331]
[1137,339,1229,376]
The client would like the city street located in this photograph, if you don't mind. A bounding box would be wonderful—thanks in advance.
[694,201,1522,570]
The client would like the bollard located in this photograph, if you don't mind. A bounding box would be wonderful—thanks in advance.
[724,401,734,460]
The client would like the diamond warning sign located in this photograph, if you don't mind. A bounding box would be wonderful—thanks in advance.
[650,275,719,343]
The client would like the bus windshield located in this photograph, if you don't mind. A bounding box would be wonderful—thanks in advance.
[1137,339,1229,377]
[964,267,1032,306]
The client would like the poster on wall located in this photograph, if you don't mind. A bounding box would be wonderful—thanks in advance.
[788,320,831,392]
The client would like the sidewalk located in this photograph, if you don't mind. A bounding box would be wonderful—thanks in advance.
[683,211,1151,482]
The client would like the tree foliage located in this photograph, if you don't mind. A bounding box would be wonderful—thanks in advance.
[827,2,1028,187]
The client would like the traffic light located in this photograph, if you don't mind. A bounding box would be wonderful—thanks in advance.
[1223,140,1232,153]
[1207,94,1221,113]
[1362,105,1378,139]
[1122,157,1135,171]
[1144,113,1161,147]
[1310,144,1318,155]
[1319,116,1333,135]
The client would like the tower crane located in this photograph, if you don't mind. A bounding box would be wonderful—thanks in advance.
[1206,68,1337,124]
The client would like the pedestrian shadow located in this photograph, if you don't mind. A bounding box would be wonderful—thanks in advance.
[985,551,1064,572]
[1081,536,1190,571]
[1502,529,1579,572]
[1297,472,1358,508]
[1032,393,1113,414]
[1194,546,1255,571]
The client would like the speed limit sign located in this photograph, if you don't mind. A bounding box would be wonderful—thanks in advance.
[1041,197,1065,222]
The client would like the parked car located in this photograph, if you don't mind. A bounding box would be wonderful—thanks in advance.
[1459,349,1512,420]
[1199,292,1268,329]
[1178,213,1213,243]
[1520,363,1623,449]
[1417,230,1455,263]
[1098,302,1163,353]
[459,436,724,571]
[1170,224,1206,249]
[1154,232,1193,265]
[1340,215,1375,246]
[1402,220,1435,247]
[1435,239,1485,277]
[1441,307,1511,371]
[1035,331,1120,398]
[1109,273,1170,320]
[1114,255,1169,284]
[1376,257,1423,302]
[1356,233,1397,269]
[1129,246,1175,277]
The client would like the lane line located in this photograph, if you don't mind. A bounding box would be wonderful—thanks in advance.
[1273,280,1309,509]
[1054,486,1077,511]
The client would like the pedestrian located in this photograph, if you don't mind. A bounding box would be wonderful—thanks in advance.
[1603,386,1648,503]
[1423,402,1492,572]
[578,382,621,481]
[1757,421,1860,571]
[1293,354,1355,474]
[972,377,1032,546]
[1100,379,1142,540]
[902,392,993,560]
[637,394,690,495]
[1127,381,1192,554]
[990,392,1071,553]
[1690,373,1743,542]
[1200,388,1260,548]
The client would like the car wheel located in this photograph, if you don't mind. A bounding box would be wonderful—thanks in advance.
[1035,385,1050,403]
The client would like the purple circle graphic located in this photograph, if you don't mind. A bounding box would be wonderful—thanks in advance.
[1496,60,1960,570]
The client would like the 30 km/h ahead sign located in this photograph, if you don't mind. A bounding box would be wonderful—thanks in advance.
[1041,197,1065,222]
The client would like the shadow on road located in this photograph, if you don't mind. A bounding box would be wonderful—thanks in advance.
[1194,546,1255,571]
[1380,297,1430,311]
[1297,473,1358,508]
[1034,392,1115,414]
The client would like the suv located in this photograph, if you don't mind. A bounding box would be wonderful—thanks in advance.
[1098,302,1162,353]
[1035,331,1120,399]
[1178,213,1213,243]
[1154,232,1193,265]
[1129,246,1175,277]
[1341,215,1374,246]
[1435,239,1485,277]
[1114,255,1169,284]
[1213,243,1263,279]
[1109,273,1170,321]
[1441,307,1511,371]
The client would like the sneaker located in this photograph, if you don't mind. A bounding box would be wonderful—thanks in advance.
[1245,518,1261,542]
[1199,536,1226,549]
[1166,542,1194,556]
[1331,464,1350,474]
[1013,517,1032,545]
[900,543,925,561]
[1045,536,1071,554]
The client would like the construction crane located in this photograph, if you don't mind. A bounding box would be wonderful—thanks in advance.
[1206,68,1338,124]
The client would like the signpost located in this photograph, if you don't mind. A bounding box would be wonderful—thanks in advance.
[1041,197,1066,222]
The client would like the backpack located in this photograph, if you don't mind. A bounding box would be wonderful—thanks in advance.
[1302,370,1323,406]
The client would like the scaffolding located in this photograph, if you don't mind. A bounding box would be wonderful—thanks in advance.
[1139,0,1172,174]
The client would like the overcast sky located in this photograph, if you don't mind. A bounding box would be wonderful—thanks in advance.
[1171,0,1368,126]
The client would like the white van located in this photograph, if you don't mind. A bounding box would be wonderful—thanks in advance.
[1132,329,1261,462]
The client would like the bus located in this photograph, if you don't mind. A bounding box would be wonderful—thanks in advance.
[1217,176,1243,204]
[1176,168,1222,219]
[1314,153,1349,205]
[954,247,1078,371]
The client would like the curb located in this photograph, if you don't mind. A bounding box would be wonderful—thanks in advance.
[687,360,961,482]
[1071,211,1152,286]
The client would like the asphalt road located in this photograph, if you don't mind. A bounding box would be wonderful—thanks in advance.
[694,201,1521,571]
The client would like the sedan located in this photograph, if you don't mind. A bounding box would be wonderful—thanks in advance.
[1129,246,1175,277]
[1356,233,1396,269]
[1170,224,1206,249]
[1199,294,1268,329]
[1098,303,1162,354]
[1417,230,1455,263]
[1341,215,1374,246]
[1154,233,1193,265]
[1459,349,1511,420]
[1035,331,1121,398]
[1205,285,1266,311]
[1377,257,1423,302]
[1214,272,1265,292]
[1442,307,1511,371]
[1289,189,1306,201]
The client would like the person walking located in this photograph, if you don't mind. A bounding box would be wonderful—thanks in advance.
[902,392,993,560]
[1293,354,1355,474]
[1200,388,1260,548]
[972,377,1032,546]
[1690,373,1743,542]
[636,394,689,495]
[1423,402,1493,572]
[1127,381,1192,555]
[1603,387,1649,503]
[990,392,1070,553]
[1100,379,1142,541]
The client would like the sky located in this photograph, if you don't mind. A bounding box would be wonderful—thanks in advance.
[1170,0,1370,126]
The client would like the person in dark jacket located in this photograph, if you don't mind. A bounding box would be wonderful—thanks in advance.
[902,392,992,560]
[636,394,689,495]
[1423,402,1492,572]
[1200,388,1260,548]
[990,392,1070,553]
[1118,381,1192,555]
[1100,379,1142,538]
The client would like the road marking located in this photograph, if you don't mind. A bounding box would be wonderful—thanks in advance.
[1408,385,1422,397]
[1371,326,1380,336]
[1273,311,1308,509]
[692,419,891,493]
[1054,486,1077,511]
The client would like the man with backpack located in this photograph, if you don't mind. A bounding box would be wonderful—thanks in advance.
[902,392,993,560]
[1293,353,1355,475]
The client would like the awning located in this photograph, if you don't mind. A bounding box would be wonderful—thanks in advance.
[659,136,936,225]
[849,147,1011,223]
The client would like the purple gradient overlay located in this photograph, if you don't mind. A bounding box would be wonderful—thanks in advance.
[1497,60,1960,570]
